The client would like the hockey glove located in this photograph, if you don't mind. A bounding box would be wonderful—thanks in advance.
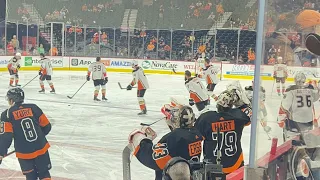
[15,74,19,79]
[86,75,90,81]
[38,70,42,75]
[105,77,108,84]
[189,99,195,106]
[17,64,21,69]
[127,85,133,90]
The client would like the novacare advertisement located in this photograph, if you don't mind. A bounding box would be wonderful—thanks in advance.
[24,57,63,67]
[141,60,178,70]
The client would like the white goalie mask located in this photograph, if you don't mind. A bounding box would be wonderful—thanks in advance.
[294,72,306,86]
[169,106,195,129]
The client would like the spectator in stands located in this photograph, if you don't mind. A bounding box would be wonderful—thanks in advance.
[248,48,255,63]
[198,44,206,54]
[38,44,45,55]
[204,2,212,11]
[60,6,68,19]
[22,14,29,22]
[82,4,88,11]
[208,12,215,21]
[49,46,58,56]
[159,5,164,19]
[268,45,277,58]
[11,35,19,51]
[45,13,52,21]
[7,42,14,55]
[189,3,195,10]
[147,42,155,52]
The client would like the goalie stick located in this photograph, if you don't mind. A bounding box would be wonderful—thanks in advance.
[122,145,131,180]
[118,82,137,90]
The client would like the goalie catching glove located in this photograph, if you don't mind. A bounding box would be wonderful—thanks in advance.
[128,126,157,152]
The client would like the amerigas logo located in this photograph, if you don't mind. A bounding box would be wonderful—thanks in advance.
[150,61,178,70]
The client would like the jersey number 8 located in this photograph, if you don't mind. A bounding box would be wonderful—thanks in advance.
[21,118,38,142]
[296,95,311,108]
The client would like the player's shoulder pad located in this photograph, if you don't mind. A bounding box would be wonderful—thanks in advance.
[0,109,9,122]
[285,85,299,92]
[245,86,253,91]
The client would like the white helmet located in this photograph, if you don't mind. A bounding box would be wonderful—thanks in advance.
[216,90,234,108]
[132,60,138,67]
[15,52,21,57]
[294,72,306,86]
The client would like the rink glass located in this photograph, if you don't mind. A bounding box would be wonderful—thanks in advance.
[1,0,320,179]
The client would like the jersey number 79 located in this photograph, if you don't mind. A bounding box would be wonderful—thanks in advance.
[212,131,237,157]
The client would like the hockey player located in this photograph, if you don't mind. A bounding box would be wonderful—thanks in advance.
[38,53,55,93]
[195,90,252,174]
[185,70,209,111]
[197,58,220,102]
[7,52,21,87]
[245,80,271,132]
[0,88,52,180]
[128,106,204,180]
[273,56,288,96]
[278,72,320,133]
[127,60,149,115]
[87,57,108,101]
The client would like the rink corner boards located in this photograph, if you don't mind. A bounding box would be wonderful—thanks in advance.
[0,67,296,81]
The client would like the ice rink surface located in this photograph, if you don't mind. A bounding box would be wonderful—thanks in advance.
[0,71,317,180]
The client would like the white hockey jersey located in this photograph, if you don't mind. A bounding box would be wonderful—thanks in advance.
[195,57,205,74]
[202,65,220,85]
[280,85,319,123]
[185,77,208,103]
[273,63,287,78]
[244,86,266,102]
[88,62,107,80]
[7,57,20,71]
[40,58,53,76]
[131,67,149,90]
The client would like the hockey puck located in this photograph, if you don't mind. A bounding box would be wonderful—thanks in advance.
[68,105,71,106]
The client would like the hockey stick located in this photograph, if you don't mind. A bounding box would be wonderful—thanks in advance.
[140,117,165,126]
[4,150,15,158]
[67,81,88,99]
[118,82,136,90]
[22,75,39,88]
[122,145,131,180]
[270,79,276,96]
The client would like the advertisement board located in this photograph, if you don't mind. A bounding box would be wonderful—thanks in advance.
[141,60,178,71]
[24,56,63,67]
[0,55,318,82]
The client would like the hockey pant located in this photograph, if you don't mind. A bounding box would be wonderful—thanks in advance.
[8,69,19,85]
[93,79,106,98]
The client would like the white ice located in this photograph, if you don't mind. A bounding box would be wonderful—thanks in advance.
[0,71,312,180]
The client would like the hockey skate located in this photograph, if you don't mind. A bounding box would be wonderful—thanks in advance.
[94,96,101,101]
[102,96,108,101]
[50,89,55,94]
[39,89,45,93]
[138,109,147,115]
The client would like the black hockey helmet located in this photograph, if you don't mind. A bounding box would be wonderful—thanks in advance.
[96,57,101,61]
[185,70,191,77]
[40,53,45,58]
[6,87,25,103]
